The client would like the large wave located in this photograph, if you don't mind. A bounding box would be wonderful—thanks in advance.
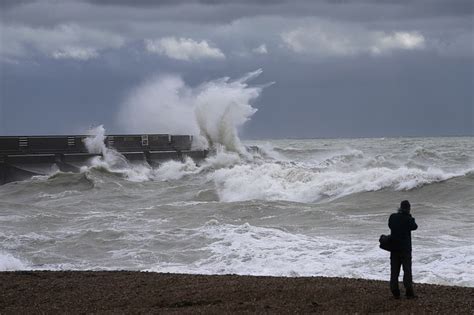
[82,125,154,182]
[149,147,471,203]
[117,69,269,154]
[209,162,466,202]
[38,71,473,204]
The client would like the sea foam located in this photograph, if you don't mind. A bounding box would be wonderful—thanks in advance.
[210,162,466,203]
[147,222,474,286]
[0,252,27,271]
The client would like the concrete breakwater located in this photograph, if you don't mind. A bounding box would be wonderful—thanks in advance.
[0,134,207,184]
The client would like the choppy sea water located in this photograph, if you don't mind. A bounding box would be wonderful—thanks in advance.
[0,137,473,287]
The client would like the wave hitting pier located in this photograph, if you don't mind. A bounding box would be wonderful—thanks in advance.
[0,134,207,185]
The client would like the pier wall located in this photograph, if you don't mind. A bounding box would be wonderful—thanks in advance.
[0,134,207,184]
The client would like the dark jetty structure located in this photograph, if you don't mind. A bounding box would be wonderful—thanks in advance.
[0,134,207,185]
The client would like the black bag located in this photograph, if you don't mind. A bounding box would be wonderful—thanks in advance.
[379,234,393,252]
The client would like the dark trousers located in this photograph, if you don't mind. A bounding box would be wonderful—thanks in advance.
[390,251,414,297]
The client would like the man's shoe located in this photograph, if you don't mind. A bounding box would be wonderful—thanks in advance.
[406,295,418,299]
[391,289,401,299]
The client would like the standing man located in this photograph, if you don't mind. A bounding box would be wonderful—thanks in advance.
[389,200,418,299]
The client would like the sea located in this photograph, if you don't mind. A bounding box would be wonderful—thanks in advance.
[1,136,473,287]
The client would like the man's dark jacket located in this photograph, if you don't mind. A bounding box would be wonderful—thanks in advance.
[388,212,418,252]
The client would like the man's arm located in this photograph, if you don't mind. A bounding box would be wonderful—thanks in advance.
[388,214,393,229]
[410,217,418,231]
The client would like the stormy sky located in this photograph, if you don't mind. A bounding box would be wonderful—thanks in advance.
[0,0,472,138]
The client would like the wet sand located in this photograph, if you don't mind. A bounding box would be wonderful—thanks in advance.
[1,271,472,314]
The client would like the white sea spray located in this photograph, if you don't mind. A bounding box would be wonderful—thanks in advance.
[117,69,270,155]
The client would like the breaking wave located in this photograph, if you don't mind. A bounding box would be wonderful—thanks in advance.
[81,125,154,182]
[27,71,472,205]
[149,140,473,203]
[117,69,270,154]
[210,162,467,203]
[75,70,270,182]
[50,129,473,205]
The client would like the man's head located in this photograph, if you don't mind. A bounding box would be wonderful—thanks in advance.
[399,200,411,214]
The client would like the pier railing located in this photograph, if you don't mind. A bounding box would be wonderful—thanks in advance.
[0,134,206,184]
[0,134,193,155]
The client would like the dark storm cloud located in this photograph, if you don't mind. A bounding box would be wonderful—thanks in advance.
[80,0,474,19]
[0,0,35,9]
[0,0,472,137]
[3,0,472,28]
[82,0,288,6]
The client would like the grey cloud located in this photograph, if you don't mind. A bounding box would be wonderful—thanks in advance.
[81,0,288,7]
[0,0,36,9]
[1,0,471,60]
[0,23,125,61]
[0,0,472,137]
[81,0,201,7]
[3,0,472,28]
[145,37,225,61]
[77,0,474,22]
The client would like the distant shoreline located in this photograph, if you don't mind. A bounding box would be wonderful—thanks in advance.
[1,271,472,313]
